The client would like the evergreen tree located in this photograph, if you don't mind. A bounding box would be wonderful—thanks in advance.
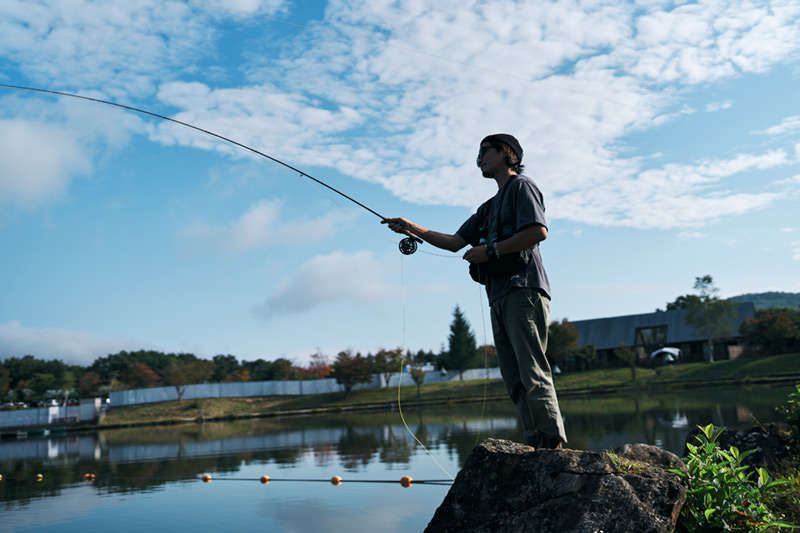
[443,305,478,380]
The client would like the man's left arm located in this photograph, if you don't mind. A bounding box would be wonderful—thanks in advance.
[463,180,548,263]
[463,224,545,263]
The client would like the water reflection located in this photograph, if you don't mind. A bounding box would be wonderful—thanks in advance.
[0,384,793,525]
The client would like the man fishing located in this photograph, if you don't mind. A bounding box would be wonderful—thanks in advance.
[383,134,567,449]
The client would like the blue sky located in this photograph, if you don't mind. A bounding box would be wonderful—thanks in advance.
[1,0,799,365]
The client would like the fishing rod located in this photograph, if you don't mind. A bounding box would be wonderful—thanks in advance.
[0,83,422,255]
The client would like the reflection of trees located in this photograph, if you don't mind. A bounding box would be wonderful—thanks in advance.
[312,443,335,468]
[2,384,793,507]
[336,427,379,471]
[378,426,411,465]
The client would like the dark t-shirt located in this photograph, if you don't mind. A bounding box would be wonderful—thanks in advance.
[456,174,551,304]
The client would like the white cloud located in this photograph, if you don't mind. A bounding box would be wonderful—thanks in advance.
[793,241,800,261]
[4,1,800,226]
[0,0,288,97]
[150,1,800,228]
[180,199,360,252]
[773,174,800,185]
[0,119,90,205]
[780,227,795,233]
[705,100,733,112]
[756,115,800,135]
[253,250,398,316]
[679,231,706,239]
[0,95,142,205]
[0,321,151,365]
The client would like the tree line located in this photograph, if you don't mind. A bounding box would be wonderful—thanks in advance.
[0,305,496,402]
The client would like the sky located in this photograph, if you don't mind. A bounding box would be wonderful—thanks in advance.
[1,0,799,366]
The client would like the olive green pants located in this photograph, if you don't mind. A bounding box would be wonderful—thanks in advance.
[490,288,567,446]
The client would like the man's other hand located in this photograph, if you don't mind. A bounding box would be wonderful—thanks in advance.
[462,245,488,263]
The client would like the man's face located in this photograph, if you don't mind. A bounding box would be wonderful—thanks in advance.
[477,142,502,178]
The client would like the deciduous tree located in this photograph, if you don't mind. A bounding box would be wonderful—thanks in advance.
[164,360,215,401]
[615,343,637,382]
[373,348,404,386]
[331,350,373,397]
[409,367,426,399]
[121,362,160,389]
[548,319,579,368]
[684,275,737,362]
[77,371,102,397]
[0,363,9,396]
[740,308,800,355]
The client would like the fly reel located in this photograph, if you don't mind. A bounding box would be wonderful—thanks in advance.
[399,236,419,255]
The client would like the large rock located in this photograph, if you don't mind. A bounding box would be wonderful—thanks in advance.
[426,439,686,533]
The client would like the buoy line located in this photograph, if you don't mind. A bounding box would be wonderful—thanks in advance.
[0,472,452,487]
[200,474,451,487]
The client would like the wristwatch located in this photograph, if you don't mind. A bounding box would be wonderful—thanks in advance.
[487,240,499,261]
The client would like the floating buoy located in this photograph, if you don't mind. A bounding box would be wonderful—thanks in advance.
[35,473,44,482]
[330,475,342,486]
[202,474,212,483]
[260,475,270,485]
[400,476,413,488]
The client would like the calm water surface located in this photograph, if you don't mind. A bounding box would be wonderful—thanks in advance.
[1,384,794,532]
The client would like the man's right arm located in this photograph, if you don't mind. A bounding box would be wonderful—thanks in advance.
[382,218,467,252]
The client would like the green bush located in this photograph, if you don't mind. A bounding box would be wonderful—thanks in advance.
[778,384,800,438]
[670,424,795,532]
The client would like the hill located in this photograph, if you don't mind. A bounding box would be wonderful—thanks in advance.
[728,291,800,310]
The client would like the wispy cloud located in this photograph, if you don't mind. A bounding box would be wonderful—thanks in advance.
[0,321,152,365]
[253,250,398,316]
[705,100,733,112]
[756,115,800,136]
[3,1,800,228]
[793,241,800,261]
[679,231,706,239]
[180,199,360,252]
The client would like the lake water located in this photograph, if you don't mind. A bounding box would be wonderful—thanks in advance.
[1,384,794,532]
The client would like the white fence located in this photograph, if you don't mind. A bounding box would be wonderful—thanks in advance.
[110,367,503,408]
[0,398,102,429]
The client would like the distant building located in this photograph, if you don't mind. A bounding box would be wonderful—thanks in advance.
[570,302,756,367]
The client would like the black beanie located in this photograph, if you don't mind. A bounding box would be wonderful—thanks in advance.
[481,133,523,162]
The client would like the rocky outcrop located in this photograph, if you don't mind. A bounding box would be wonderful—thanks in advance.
[684,423,798,474]
[426,439,686,533]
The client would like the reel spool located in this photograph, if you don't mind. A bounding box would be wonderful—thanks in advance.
[398,237,418,255]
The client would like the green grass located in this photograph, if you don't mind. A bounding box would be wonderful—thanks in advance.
[101,352,800,427]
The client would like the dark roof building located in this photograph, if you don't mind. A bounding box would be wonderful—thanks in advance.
[570,302,756,364]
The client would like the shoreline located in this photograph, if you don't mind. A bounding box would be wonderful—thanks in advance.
[57,371,800,434]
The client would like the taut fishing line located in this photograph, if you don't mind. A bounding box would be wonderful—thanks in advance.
[397,254,455,481]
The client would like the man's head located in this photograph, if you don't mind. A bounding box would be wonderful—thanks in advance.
[477,133,524,178]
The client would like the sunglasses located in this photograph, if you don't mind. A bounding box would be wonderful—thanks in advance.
[476,144,497,166]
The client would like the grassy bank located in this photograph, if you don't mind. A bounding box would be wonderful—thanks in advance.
[100,352,800,427]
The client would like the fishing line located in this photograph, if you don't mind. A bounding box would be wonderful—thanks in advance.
[0,83,422,252]
[473,285,492,446]
[396,254,455,481]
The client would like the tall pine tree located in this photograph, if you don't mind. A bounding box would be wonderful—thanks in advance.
[443,305,478,380]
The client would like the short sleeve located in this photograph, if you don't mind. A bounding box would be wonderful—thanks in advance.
[456,200,491,246]
[512,179,547,232]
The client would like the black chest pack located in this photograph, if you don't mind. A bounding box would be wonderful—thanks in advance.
[469,177,530,285]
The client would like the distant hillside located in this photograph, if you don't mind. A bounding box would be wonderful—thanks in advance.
[728,291,800,310]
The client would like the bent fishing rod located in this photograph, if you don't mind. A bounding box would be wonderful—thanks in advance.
[0,83,422,254]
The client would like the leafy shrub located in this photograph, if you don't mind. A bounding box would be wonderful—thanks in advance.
[778,384,800,438]
[670,424,795,532]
